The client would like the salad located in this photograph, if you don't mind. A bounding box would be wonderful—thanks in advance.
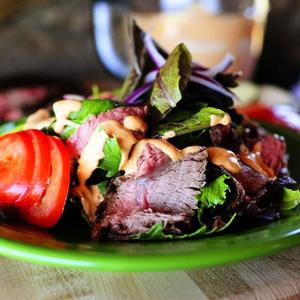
[0,23,300,241]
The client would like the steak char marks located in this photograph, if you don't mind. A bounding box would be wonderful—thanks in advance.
[92,144,207,240]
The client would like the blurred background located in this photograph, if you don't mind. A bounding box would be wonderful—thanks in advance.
[0,0,300,127]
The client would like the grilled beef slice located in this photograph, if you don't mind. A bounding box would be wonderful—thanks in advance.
[233,162,269,195]
[92,144,207,240]
[66,105,148,161]
[260,134,287,175]
[209,124,242,153]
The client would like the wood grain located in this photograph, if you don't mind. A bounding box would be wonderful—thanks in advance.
[1,246,300,299]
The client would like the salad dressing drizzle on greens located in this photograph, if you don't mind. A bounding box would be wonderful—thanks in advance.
[123,139,201,174]
[207,147,241,174]
[53,100,82,134]
[210,113,231,127]
[239,144,275,178]
[1,22,300,240]
[75,116,204,219]
[75,126,107,221]
[75,120,137,220]
[98,120,137,170]
[123,116,148,133]
[24,109,55,130]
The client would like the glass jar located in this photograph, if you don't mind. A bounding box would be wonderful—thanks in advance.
[92,0,269,79]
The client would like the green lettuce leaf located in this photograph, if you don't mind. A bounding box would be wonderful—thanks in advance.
[60,125,79,140]
[0,117,27,136]
[163,109,194,122]
[195,175,237,234]
[120,21,154,100]
[150,43,192,117]
[59,99,116,139]
[196,174,230,208]
[98,180,110,197]
[280,187,300,211]
[68,100,115,124]
[133,175,235,241]
[91,84,101,99]
[154,107,226,137]
[98,136,122,178]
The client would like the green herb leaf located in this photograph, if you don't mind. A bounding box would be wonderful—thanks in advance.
[60,125,78,140]
[134,174,235,240]
[98,180,110,197]
[205,213,237,235]
[68,100,115,124]
[91,85,101,99]
[59,99,116,139]
[150,43,192,117]
[98,137,122,178]
[163,109,195,123]
[133,222,207,241]
[280,187,300,211]
[154,106,226,137]
[196,174,230,208]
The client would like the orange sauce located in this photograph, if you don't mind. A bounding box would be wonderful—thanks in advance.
[207,147,241,174]
[239,144,275,178]
[123,139,201,174]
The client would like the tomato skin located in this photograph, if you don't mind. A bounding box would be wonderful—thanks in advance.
[237,103,300,132]
[0,130,71,228]
[0,131,35,203]
[17,130,51,209]
[19,136,71,228]
[237,103,275,123]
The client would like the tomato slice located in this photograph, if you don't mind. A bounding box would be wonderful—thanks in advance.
[238,103,300,132]
[19,136,71,228]
[17,130,51,209]
[0,131,35,203]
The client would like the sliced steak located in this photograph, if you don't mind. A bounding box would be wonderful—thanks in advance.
[136,142,171,177]
[94,211,191,241]
[242,121,267,149]
[226,171,245,209]
[66,105,148,160]
[260,134,287,175]
[209,124,241,153]
[92,144,207,240]
[233,162,269,195]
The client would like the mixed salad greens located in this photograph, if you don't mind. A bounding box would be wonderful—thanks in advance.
[0,22,299,241]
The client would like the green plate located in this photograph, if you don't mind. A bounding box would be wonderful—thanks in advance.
[1,124,300,272]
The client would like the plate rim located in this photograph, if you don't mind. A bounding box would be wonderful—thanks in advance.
[1,223,300,271]
[1,123,300,271]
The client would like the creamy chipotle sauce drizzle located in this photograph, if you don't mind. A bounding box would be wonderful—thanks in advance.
[123,139,201,174]
[76,118,203,217]
[24,109,55,130]
[239,144,275,178]
[75,126,108,221]
[207,147,241,174]
[123,116,148,133]
[53,100,82,134]
[98,120,137,169]
[75,120,137,219]
[210,113,231,127]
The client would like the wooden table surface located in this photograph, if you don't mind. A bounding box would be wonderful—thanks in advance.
[1,246,300,300]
